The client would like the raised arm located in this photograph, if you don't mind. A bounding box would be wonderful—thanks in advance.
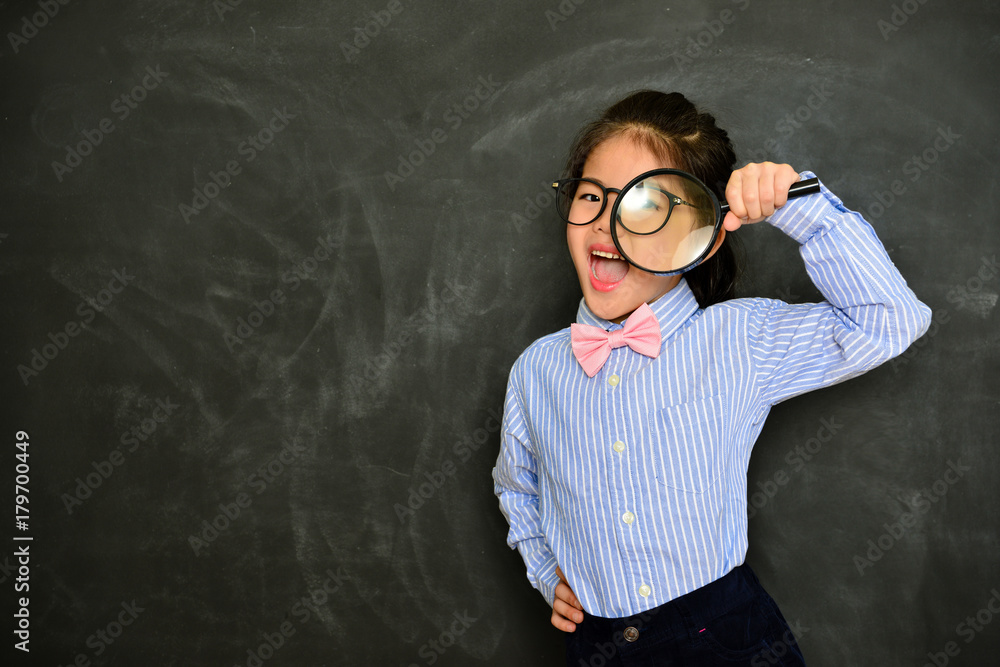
[725,163,931,405]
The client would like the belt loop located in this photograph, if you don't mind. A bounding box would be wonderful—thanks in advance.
[676,590,700,641]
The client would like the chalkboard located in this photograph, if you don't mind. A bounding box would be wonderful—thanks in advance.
[2,0,998,665]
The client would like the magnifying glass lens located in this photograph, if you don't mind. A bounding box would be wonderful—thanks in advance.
[612,171,720,274]
[618,183,672,234]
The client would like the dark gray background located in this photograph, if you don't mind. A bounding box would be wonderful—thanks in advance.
[2,0,998,665]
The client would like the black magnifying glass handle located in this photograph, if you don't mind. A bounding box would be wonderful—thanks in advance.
[718,177,821,215]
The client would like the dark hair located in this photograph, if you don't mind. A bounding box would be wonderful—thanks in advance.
[562,90,743,307]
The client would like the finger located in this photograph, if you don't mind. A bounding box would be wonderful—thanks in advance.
[555,581,583,610]
[723,211,743,232]
[725,170,748,222]
[555,565,567,583]
[772,165,799,210]
[551,607,577,633]
[757,166,776,218]
[554,598,584,624]
[740,166,764,222]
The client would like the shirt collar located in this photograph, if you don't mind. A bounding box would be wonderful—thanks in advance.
[575,278,701,341]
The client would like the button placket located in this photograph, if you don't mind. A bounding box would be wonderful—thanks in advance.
[609,359,625,454]
[603,354,631,562]
[605,348,648,603]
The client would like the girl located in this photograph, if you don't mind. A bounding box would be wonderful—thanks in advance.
[492,91,931,666]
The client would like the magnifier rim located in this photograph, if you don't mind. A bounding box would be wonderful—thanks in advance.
[609,167,724,276]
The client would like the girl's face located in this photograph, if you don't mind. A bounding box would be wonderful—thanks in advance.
[566,135,681,323]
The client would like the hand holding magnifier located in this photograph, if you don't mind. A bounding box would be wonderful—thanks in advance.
[554,169,820,275]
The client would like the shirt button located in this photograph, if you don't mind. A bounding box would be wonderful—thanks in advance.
[638,584,651,598]
[607,374,620,387]
[623,626,639,643]
[622,511,635,525]
[612,440,625,453]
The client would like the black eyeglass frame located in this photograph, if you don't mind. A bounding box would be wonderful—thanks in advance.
[551,168,720,276]
[551,168,822,276]
[550,174,700,232]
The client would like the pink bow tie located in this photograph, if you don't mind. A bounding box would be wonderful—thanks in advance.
[570,303,662,377]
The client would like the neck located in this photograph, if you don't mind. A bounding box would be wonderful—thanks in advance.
[607,282,679,324]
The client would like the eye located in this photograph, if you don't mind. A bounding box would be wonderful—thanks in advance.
[622,186,665,213]
[574,181,604,204]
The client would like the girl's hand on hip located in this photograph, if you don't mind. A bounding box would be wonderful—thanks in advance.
[551,565,584,632]
[723,161,800,231]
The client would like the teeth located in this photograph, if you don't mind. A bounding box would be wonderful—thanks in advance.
[591,250,621,260]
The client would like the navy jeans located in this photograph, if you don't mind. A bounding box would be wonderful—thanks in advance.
[565,565,806,666]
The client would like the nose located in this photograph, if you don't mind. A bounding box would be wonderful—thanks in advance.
[593,187,623,233]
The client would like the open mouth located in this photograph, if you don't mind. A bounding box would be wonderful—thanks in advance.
[588,246,629,291]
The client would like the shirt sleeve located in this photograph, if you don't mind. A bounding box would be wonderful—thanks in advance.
[748,171,932,407]
[492,364,560,607]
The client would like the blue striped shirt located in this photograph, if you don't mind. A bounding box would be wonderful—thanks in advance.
[492,173,931,618]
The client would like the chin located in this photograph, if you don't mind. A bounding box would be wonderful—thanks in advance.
[580,276,680,323]
[582,289,641,323]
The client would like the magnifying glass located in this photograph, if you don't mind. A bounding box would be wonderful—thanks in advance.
[555,169,820,276]
[612,169,820,274]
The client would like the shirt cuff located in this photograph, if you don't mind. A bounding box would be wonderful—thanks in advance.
[515,537,560,607]
[766,171,850,244]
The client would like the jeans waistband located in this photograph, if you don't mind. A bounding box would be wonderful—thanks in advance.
[587,564,763,637]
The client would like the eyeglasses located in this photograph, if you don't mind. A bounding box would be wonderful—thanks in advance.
[551,176,700,235]
[551,168,821,275]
